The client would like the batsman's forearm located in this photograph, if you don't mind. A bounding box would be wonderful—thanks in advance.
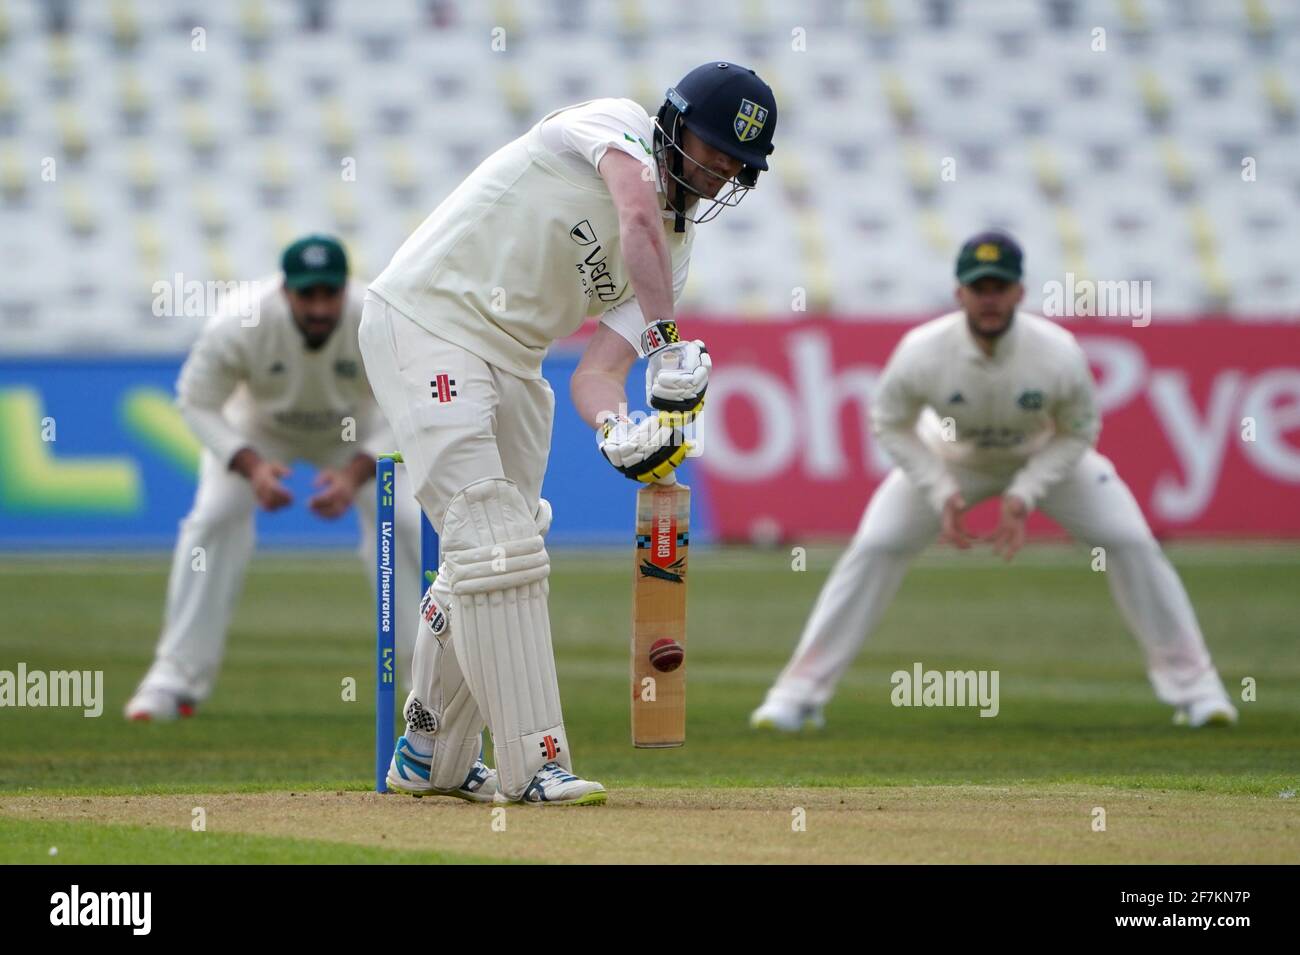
[619,214,674,324]
[571,369,629,429]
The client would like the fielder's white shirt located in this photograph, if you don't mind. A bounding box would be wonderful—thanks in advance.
[369,98,694,379]
[871,310,1101,511]
[177,277,390,465]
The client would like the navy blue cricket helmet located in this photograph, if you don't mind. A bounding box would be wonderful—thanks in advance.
[654,62,778,230]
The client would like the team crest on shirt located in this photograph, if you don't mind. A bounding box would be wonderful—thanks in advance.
[1016,389,1044,410]
[734,99,768,142]
[334,359,357,378]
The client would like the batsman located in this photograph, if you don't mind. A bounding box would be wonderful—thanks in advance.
[360,63,778,804]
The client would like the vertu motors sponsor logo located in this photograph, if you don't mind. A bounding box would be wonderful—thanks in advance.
[568,219,620,302]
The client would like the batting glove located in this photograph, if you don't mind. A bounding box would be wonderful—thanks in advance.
[598,412,691,484]
[641,321,710,421]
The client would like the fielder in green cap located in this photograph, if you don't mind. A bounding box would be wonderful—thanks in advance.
[281,233,350,349]
[954,229,1025,356]
[123,233,426,723]
[752,229,1238,735]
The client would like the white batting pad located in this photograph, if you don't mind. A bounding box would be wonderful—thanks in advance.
[441,478,570,799]
[404,577,488,791]
[534,497,553,538]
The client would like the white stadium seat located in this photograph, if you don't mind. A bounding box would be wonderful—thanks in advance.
[0,0,1296,353]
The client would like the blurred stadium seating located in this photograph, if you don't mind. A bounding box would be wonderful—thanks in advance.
[1,0,1297,355]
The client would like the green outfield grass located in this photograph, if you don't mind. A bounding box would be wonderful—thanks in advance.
[0,816,500,865]
[0,543,1296,863]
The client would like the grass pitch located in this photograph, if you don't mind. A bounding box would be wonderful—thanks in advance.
[0,543,1296,864]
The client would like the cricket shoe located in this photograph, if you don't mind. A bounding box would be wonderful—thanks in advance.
[1173,697,1239,728]
[124,688,196,722]
[385,736,498,802]
[749,698,825,733]
[496,763,607,806]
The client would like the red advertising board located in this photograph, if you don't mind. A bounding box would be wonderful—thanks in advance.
[683,317,1300,540]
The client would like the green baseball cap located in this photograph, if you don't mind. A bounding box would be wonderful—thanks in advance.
[955,231,1023,284]
[282,234,348,290]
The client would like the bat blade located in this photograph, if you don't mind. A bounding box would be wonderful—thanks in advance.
[631,481,690,748]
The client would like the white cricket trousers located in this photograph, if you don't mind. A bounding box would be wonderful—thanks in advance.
[767,450,1229,709]
[358,292,561,797]
[136,436,423,702]
[356,294,553,531]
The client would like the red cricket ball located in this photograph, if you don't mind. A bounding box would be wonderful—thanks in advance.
[649,638,684,672]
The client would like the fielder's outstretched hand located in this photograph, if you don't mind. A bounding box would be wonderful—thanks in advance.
[598,412,690,484]
[246,457,294,511]
[940,492,972,550]
[989,494,1028,562]
[309,468,357,519]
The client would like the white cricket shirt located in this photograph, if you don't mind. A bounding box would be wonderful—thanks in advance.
[176,277,390,465]
[871,310,1101,510]
[369,98,694,378]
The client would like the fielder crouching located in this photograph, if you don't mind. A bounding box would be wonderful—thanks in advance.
[125,236,423,720]
[752,231,1238,733]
